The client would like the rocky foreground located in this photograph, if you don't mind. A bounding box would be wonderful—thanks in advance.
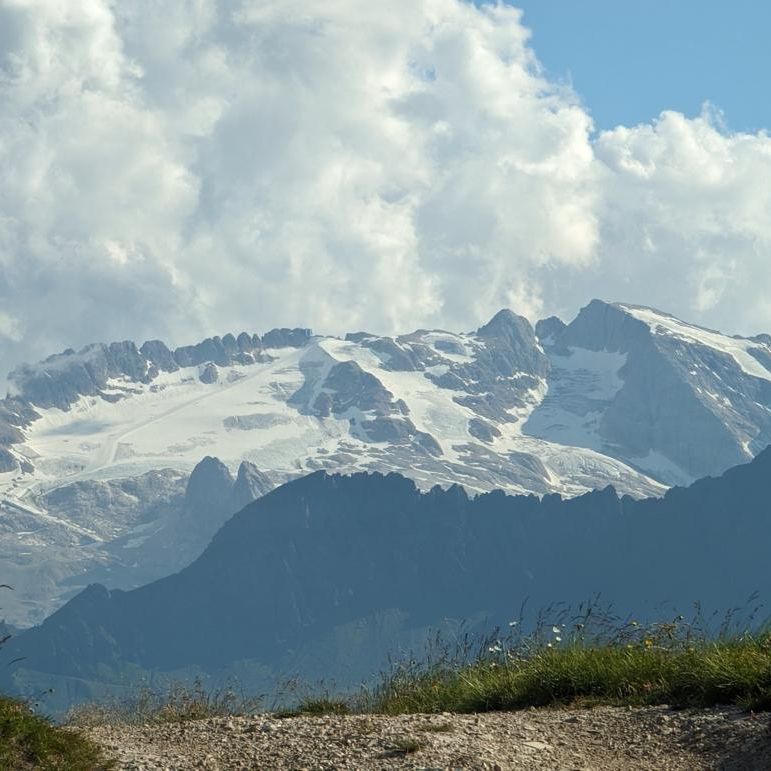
[83,706,771,770]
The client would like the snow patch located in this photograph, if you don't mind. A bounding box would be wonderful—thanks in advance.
[622,305,771,382]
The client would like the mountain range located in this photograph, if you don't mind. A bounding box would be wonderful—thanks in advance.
[3,446,771,715]
[1,298,771,627]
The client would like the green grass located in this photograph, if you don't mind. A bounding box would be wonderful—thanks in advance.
[391,736,424,754]
[275,696,352,718]
[0,695,111,770]
[367,635,771,715]
[58,606,771,729]
[67,679,262,727]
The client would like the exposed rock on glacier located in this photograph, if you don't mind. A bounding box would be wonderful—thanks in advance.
[528,300,771,483]
[2,301,771,627]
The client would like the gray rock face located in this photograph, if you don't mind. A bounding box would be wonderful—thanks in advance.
[749,347,771,370]
[526,299,771,483]
[289,355,441,457]
[45,469,186,537]
[468,418,502,443]
[0,397,37,433]
[236,332,256,353]
[433,338,466,356]
[174,336,232,368]
[261,328,312,348]
[422,310,549,425]
[535,316,567,344]
[0,456,278,628]
[344,331,375,344]
[8,341,152,410]
[0,397,36,446]
[363,337,423,371]
[2,328,272,427]
[316,361,395,416]
[199,363,219,384]
[185,456,235,522]
[0,448,17,472]
[356,416,443,456]
[140,340,178,373]
[477,309,550,378]
[232,461,273,511]
[559,299,649,353]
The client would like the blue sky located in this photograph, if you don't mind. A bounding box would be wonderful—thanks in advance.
[496,1,771,133]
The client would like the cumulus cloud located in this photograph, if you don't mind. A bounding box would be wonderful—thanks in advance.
[0,0,769,382]
[586,107,771,335]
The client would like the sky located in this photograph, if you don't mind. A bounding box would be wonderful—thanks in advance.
[1,0,770,381]
[498,0,771,134]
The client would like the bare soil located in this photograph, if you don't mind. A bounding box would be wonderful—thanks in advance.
[83,705,771,770]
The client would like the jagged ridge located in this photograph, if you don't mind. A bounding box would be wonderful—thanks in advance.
[4,447,771,714]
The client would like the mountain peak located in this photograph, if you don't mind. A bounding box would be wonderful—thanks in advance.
[185,456,234,520]
[232,461,273,510]
[535,316,566,343]
[477,308,531,339]
[559,299,651,353]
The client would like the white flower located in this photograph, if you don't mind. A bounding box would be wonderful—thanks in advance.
[552,626,561,635]
[508,621,518,627]
[555,636,562,643]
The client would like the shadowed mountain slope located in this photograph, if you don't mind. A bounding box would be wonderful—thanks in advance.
[4,447,771,712]
[4,301,771,627]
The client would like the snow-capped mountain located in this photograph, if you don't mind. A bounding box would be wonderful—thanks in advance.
[1,300,770,626]
[530,300,771,485]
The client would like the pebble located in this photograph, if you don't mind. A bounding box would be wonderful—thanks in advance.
[80,705,771,770]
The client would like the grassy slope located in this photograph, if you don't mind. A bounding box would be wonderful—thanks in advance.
[369,636,771,715]
[0,695,111,770]
[46,617,771,726]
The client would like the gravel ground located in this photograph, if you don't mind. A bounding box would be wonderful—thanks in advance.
[83,706,771,770]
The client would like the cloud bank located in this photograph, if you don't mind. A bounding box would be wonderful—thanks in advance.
[1,0,770,380]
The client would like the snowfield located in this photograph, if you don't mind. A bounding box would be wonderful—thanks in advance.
[3,333,663,507]
[2,300,771,626]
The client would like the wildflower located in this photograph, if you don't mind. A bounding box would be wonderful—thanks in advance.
[552,626,561,635]
[508,620,518,627]
[555,636,562,643]
[546,642,553,648]
[644,638,654,649]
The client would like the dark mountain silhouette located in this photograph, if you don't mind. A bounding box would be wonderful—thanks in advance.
[3,447,771,711]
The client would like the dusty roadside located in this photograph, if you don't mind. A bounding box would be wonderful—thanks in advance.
[82,705,771,770]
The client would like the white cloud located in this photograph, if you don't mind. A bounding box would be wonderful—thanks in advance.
[0,310,21,342]
[0,0,770,383]
[589,107,771,334]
